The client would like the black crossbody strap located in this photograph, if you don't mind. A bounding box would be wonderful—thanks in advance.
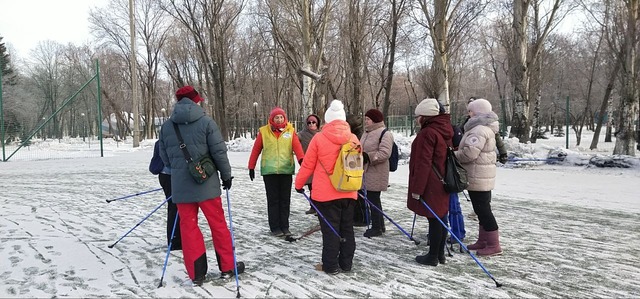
[172,122,193,163]
[430,132,449,182]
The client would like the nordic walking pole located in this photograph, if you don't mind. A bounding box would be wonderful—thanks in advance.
[410,213,417,240]
[299,191,345,242]
[358,191,420,245]
[108,196,170,248]
[419,197,502,287]
[462,190,470,202]
[158,211,179,288]
[225,188,241,298]
[286,224,322,242]
[106,188,163,203]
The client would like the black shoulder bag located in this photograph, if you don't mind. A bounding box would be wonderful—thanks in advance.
[173,122,215,184]
[431,138,468,193]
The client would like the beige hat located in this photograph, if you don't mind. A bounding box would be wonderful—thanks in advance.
[415,98,440,117]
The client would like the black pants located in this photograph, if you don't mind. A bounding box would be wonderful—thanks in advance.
[353,195,369,225]
[263,174,292,232]
[159,173,181,250]
[468,190,498,231]
[364,191,385,231]
[427,217,447,256]
[315,198,356,272]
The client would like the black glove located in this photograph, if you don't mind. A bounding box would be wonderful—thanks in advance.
[362,152,370,164]
[222,177,233,190]
[298,158,303,165]
[249,169,255,181]
[498,153,508,164]
[295,187,305,194]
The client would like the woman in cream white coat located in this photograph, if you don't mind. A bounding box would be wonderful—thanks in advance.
[455,98,502,256]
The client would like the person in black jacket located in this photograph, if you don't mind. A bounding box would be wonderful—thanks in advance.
[149,140,181,251]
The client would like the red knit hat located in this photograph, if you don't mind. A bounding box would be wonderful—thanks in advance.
[365,109,384,123]
[175,86,204,103]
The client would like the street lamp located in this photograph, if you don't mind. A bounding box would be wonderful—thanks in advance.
[81,113,86,142]
[253,102,258,138]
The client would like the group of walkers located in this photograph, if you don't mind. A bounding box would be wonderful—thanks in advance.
[151,85,504,284]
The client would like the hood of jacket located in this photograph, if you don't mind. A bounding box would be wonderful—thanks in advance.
[322,120,353,146]
[169,99,206,124]
[464,112,499,134]
[421,114,453,140]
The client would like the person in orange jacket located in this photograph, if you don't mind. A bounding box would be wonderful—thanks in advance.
[294,100,360,275]
[248,107,304,237]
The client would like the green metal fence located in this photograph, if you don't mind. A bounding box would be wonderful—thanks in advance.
[1,60,103,162]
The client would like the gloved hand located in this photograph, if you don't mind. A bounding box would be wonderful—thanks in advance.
[222,177,233,190]
[298,158,303,165]
[362,152,370,164]
[249,169,255,181]
[295,187,305,194]
[498,153,508,164]
[411,193,420,200]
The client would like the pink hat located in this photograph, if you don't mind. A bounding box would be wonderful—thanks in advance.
[468,98,492,114]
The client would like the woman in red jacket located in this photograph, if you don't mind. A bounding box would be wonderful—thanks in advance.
[294,100,361,275]
[407,98,453,266]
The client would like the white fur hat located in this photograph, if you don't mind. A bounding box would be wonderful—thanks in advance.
[324,100,346,123]
[468,98,492,114]
[414,98,440,117]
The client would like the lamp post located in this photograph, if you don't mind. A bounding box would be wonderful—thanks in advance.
[159,108,166,137]
[81,113,86,142]
[253,102,258,138]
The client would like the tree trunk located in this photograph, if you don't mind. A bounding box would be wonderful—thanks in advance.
[509,0,531,142]
[613,0,639,156]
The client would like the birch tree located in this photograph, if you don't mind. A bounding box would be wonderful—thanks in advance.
[505,0,563,142]
[415,0,488,112]
[612,0,639,155]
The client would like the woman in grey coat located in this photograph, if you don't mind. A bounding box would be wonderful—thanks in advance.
[159,86,243,285]
[359,109,394,237]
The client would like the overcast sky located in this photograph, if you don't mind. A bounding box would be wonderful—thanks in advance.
[0,0,108,59]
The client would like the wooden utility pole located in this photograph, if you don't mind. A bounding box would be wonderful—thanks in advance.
[129,0,139,147]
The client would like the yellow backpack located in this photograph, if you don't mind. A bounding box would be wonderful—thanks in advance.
[321,141,364,192]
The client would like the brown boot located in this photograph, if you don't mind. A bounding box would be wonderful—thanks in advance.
[476,230,502,256]
[466,225,487,250]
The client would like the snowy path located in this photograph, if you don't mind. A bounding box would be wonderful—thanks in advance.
[1,150,639,298]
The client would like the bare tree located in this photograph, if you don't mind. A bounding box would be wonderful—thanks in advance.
[505,0,564,142]
[415,0,488,111]
[163,0,245,140]
[612,0,639,155]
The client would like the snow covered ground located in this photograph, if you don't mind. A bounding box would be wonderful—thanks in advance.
[1,131,639,298]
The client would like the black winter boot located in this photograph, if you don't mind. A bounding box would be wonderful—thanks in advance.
[415,254,439,266]
[417,218,443,266]
[438,221,448,264]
